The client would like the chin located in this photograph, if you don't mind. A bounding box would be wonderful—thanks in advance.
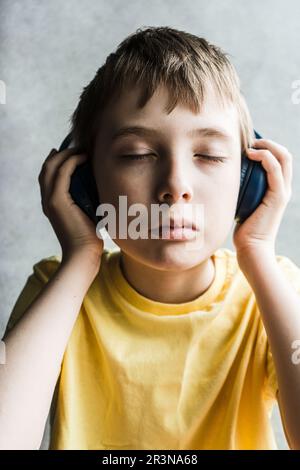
[123,239,208,272]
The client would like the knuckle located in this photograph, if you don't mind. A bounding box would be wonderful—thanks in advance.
[38,165,46,178]
[40,195,49,214]
[41,164,48,174]
[47,195,60,211]
[38,176,45,189]
[285,151,293,161]
[40,161,51,177]
[41,202,49,216]
[260,149,271,158]
[278,144,293,159]
[41,158,51,170]
[270,158,280,170]
[279,144,289,153]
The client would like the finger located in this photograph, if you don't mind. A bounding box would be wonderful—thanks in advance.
[39,147,85,200]
[246,148,286,201]
[252,138,293,187]
[42,146,83,166]
[50,153,87,204]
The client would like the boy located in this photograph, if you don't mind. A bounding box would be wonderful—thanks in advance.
[1,26,300,450]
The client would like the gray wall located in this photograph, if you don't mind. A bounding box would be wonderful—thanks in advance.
[1,0,300,450]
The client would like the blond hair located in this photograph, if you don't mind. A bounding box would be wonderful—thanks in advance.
[70,26,255,156]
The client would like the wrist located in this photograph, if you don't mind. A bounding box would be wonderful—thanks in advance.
[61,247,103,274]
[237,243,276,268]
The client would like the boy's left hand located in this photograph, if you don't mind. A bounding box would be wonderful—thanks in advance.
[233,138,293,260]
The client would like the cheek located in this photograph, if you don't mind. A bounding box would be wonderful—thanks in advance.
[211,162,241,199]
[199,170,240,226]
[96,169,151,211]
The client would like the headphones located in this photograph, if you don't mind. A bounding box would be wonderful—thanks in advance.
[58,129,267,226]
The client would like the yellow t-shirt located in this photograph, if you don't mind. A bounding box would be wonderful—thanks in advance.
[5,247,300,450]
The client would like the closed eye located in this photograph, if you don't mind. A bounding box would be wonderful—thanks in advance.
[120,154,155,160]
[194,154,227,163]
[120,154,227,163]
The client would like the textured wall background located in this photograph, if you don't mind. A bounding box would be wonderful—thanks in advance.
[1,0,300,450]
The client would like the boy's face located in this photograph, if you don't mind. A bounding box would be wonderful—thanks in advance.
[92,83,242,270]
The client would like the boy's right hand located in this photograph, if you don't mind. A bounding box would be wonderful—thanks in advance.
[38,147,104,265]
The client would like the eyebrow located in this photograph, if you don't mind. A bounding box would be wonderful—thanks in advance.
[109,125,233,143]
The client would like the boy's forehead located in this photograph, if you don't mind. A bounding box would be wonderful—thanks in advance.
[97,83,240,146]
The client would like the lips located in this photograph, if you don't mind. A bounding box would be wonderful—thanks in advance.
[149,218,199,232]
[168,218,199,231]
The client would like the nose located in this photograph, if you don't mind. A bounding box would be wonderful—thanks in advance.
[156,157,193,205]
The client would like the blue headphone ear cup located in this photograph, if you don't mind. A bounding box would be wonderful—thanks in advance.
[235,129,268,224]
[235,152,268,224]
[69,161,100,225]
[58,132,100,226]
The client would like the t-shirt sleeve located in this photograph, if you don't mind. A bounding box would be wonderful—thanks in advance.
[3,255,61,338]
[263,254,300,402]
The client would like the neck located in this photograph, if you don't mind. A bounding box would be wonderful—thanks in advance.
[119,252,216,304]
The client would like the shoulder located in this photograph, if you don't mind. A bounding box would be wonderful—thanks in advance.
[217,248,300,285]
[275,253,300,272]
[214,248,300,299]
[31,255,62,281]
[3,255,62,338]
